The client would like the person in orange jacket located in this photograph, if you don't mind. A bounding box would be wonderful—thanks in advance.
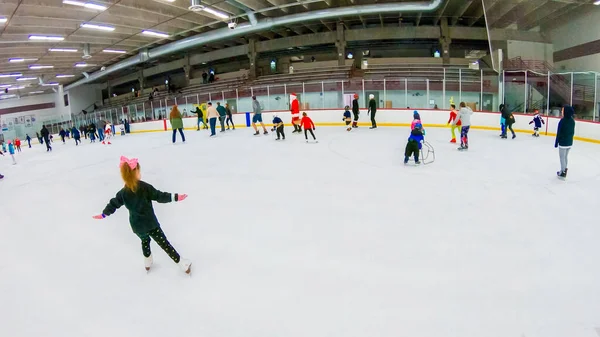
[14,138,22,152]
[447,104,461,143]
[290,93,301,133]
[300,112,318,143]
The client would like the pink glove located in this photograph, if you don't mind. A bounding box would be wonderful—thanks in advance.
[92,214,106,220]
[178,194,188,201]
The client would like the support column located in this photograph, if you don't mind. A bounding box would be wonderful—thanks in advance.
[248,38,257,80]
[138,70,145,93]
[439,17,452,65]
[335,22,346,66]
[107,80,112,103]
[183,53,191,86]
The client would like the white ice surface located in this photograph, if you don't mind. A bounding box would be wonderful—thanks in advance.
[1,127,600,337]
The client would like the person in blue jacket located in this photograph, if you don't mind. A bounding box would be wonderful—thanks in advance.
[271,114,285,140]
[26,134,32,148]
[528,110,545,137]
[71,126,81,146]
[404,122,425,165]
[7,140,16,165]
[555,105,575,178]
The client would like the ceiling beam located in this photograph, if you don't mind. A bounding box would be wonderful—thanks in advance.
[321,20,334,31]
[539,3,589,31]
[415,12,422,26]
[433,0,450,26]
[486,0,526,27]
[518,1,570,30]
[451,0,474,26]
[493,0,547,29]
[358,15,367,28]
[468,0,500,27]
[379,14,384,28]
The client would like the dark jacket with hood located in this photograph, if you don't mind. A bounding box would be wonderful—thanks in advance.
[352,99,359,115]
[40,126,50,139]
[555,105,576,148]
[500,104,514,125]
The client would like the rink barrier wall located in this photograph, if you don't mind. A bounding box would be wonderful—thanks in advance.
[128,109,600,144]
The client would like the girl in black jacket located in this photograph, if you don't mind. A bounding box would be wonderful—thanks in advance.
[93,156,192,273]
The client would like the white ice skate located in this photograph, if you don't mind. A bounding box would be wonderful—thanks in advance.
[144,255,153,271]
[178,258,192,274]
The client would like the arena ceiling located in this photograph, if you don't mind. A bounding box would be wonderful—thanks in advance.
[0,0,596,96]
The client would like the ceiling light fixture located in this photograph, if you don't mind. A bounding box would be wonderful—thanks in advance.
[595,0,600,5]
[202,7,229,19]
[17,77,38,81]
[0,84,12,88]
[81,23,115,31]
[103,49,127,54]
[29,91,45,94]
[74,62,95,67]
[29,35,65,41]
[29,65,54,69]
[188,0,229,19]
[141,30,169,38]
[42,82,60,86]
[9,58,38,63]
[0,17,7,23]
[49,48,78,52]
[8,86,25,90]
[0,73,23,78]
[63,1,108,10]
[56,74,75,78]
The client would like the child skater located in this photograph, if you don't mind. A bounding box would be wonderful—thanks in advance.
[14,138,21,152]
[453,102,473,151]
[411,111,422,130]
[301,112,317,143]
[343,105,352,131]
[529,110,545,137]
[447,104,460,143]
[92,156,192,273]
[404,122,425,165]
[272,114,285,140]
[7,140,16,165]
[26,134,32,148]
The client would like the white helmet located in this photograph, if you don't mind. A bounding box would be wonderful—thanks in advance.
[272,113,278,118]
[369,94,375,99]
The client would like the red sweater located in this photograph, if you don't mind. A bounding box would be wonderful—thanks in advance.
[301,116,315,129]
[448,110,461,126]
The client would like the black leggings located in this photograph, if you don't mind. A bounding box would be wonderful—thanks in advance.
[276,125,285,139]
[138,227,180,263]
[226,115,234,127]
[304,129,316,140]
[405,140,420,160]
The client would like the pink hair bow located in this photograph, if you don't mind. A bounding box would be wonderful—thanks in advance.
[119,156,138,169]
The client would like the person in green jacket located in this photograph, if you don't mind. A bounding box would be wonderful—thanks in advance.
[367,94,377,129]
[92,156,191,273]
[193,106,208,130]
[169,105,186,143]
[555,105,576,179]
[216,102,227,132]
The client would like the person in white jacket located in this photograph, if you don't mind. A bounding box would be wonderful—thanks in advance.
[453,102,473,150]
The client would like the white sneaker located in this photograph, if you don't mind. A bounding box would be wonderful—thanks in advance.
[144,255,153,271]
[178,258,192,274]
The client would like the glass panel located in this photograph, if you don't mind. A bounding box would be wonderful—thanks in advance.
[461,69,481,112]
[286,84,303,110]
[482,70,499,112]
[363,79,383,110]
[324,82,342,109]
[386,79,406,109]
[267,85,286,111]
[526,70,549,115]
[407,79,427,109]
[429,80,443,110]
[573,73,595,121]
[504,71,525,114]
[303,82,322,110]
[549,73,570,117]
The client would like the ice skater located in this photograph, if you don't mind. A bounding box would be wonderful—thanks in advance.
[367,94,377,129]
[225,103,235,130]
[529,110,545,137]
[0,148,3,179]
[102,122,112,144]
[411,111,422,129]
[404,122,424,165]
[447,104,460,143]
[301,112,317,143]
[252,96,268,135]
[193,106,208,130]
[343,105,352,131]
[169,106,186,143]
[14,138,21,152]
[216,102,227,132]
[206,102,219,137]
[26,134,32,148]
[352,93,360,128]
[7,140,16,165]
[59,128,67,144]
[71,126,81,146]
[291,93,301,133]
[92,156,192,273]
[555,105,576,179]
[41,125,52,151]
[454,102,473,151]
[272,114,285,140]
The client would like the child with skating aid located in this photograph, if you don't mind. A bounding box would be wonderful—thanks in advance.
[447,104,461,143]
[7,140,16,165]
[529,110,545,137]
[301,112,317,143]
[404,122,425,165]
[343,106,352,131]
[272,114,285,140]
[411,111,422,130]
[92,156,192,273]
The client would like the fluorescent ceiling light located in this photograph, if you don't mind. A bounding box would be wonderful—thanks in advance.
[17,77,38,81]
[49,48,78,52]
[0,17,7,23]
[103,49,127,54]
[141,30,169,38]
[595,0,600,4]
[42,82,60,86]
[63,1,107,10]
[56,74,75,78]
[81,23,115,31]
[202,7,229,19]
[29,91,45,94]
[29,65,54,69]
[74,62,95,67]
[0,84,12,88]
[8,86,25,90]
[29,35,64,41]
[9,58,38,63]
[0,73,23,78]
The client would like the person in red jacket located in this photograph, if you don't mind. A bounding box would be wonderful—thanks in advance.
[14,138,22,152]
[290,93,301,133]
[300,112,317,143]
[446,104,461,143]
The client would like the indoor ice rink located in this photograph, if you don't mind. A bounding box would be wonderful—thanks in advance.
[2,0,600,337]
